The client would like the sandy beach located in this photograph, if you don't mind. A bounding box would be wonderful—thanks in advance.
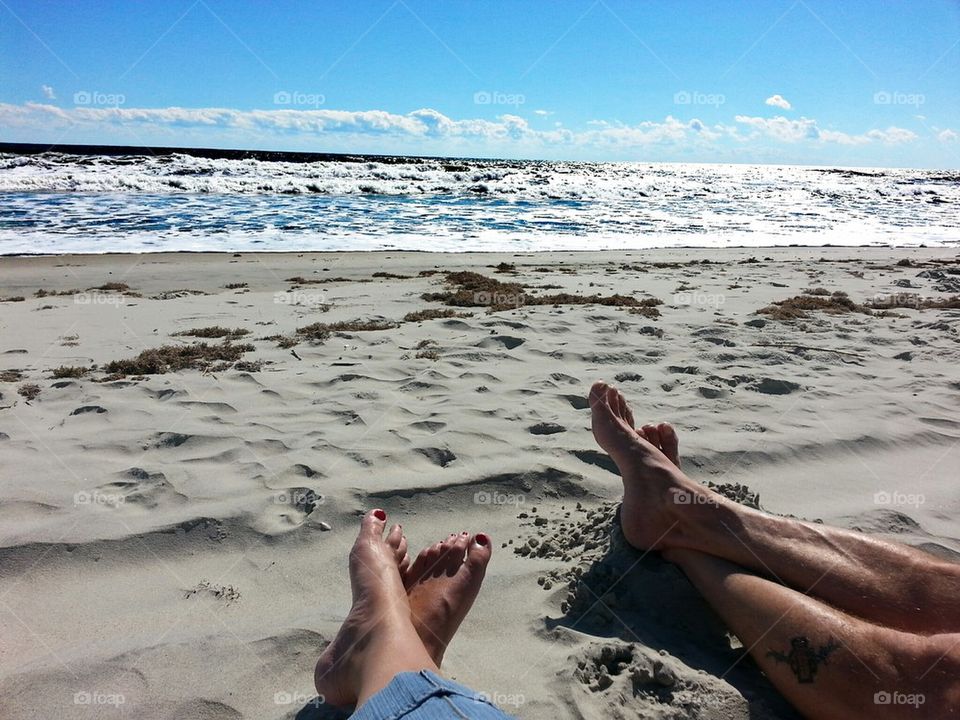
[1,247,958,719]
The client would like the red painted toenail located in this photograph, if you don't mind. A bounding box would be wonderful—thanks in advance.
[476,533,490,546]
[373,509,386,521]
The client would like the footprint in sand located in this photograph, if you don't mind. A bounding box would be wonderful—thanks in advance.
[528,422,566,435]
[698,385,727,399]
[477,335,525,350]
[152,432,194,448]
[560,394,591,410]
[414,447,457,467]
[568,641,746,715]
[699,336,737,347]
[177,400,237,414]
[150,387,184,401]
[570,449,618,475]
[409,419,446,433]
[747,377,802,395]
[70,405,107,415]
[285,462,322,479]
[256,487,324,534]
[91,467,187,509]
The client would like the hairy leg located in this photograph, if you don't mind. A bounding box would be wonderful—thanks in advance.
[664,548,960,720]
[590,381,960,635]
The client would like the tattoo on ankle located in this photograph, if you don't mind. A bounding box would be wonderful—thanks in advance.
[767,636,840,683]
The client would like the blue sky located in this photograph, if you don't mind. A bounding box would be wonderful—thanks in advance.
[1,0,958,166]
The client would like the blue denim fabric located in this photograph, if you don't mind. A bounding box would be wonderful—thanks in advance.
[350,670,517,720]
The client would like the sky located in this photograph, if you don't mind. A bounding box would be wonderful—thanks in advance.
[1,0,958,167]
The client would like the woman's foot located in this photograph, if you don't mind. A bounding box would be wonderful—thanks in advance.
[314,510,437,708]
[403,531,493,666]
[589,381,713,551]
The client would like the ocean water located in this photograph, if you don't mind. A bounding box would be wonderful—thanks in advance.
[0,151,957,254]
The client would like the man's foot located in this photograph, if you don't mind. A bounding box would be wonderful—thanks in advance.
[314,509,433,708]
[637,420,681,468]
[589,381,712,551]
[403,531,492,666]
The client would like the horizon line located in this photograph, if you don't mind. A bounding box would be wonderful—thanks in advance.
[2,141,952,172]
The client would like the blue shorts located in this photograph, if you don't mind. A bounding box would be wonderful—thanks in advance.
[351,670,517,720]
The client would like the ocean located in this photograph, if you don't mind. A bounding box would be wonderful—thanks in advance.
[1,145,957,254]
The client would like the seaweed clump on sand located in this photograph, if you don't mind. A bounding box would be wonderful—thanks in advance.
[173,326,251,340]
[761,288,960,320]
[865,293,960,311]
[102,341,255,377]
[266,317,401,348]
[403,308,472,322]
[423,271,662,313]
[757,290,871,321]
[17,383,41,400]
[51,365,89,379]
[295,319,400,343]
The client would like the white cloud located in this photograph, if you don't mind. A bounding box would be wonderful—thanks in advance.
[938,129,958,143]
[533,109,553,117]
[818,129,870,146]
[765,94,791,110]
[866,126,918,145]
[736,115,818,142]
[736,115,916,146]
[0,102,924,158]
[41,85,56,100]
[0,102,702,148]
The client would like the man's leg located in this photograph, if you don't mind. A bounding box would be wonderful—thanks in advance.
[664,548,960,720]
[590,381,960,635]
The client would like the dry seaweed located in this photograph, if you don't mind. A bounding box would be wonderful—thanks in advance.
[102,341,254,376]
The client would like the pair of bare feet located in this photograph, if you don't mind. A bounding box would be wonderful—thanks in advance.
[314,509,492,707]
[316,380,704,709]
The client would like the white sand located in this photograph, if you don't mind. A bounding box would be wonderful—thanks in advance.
[1,248,958,719]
